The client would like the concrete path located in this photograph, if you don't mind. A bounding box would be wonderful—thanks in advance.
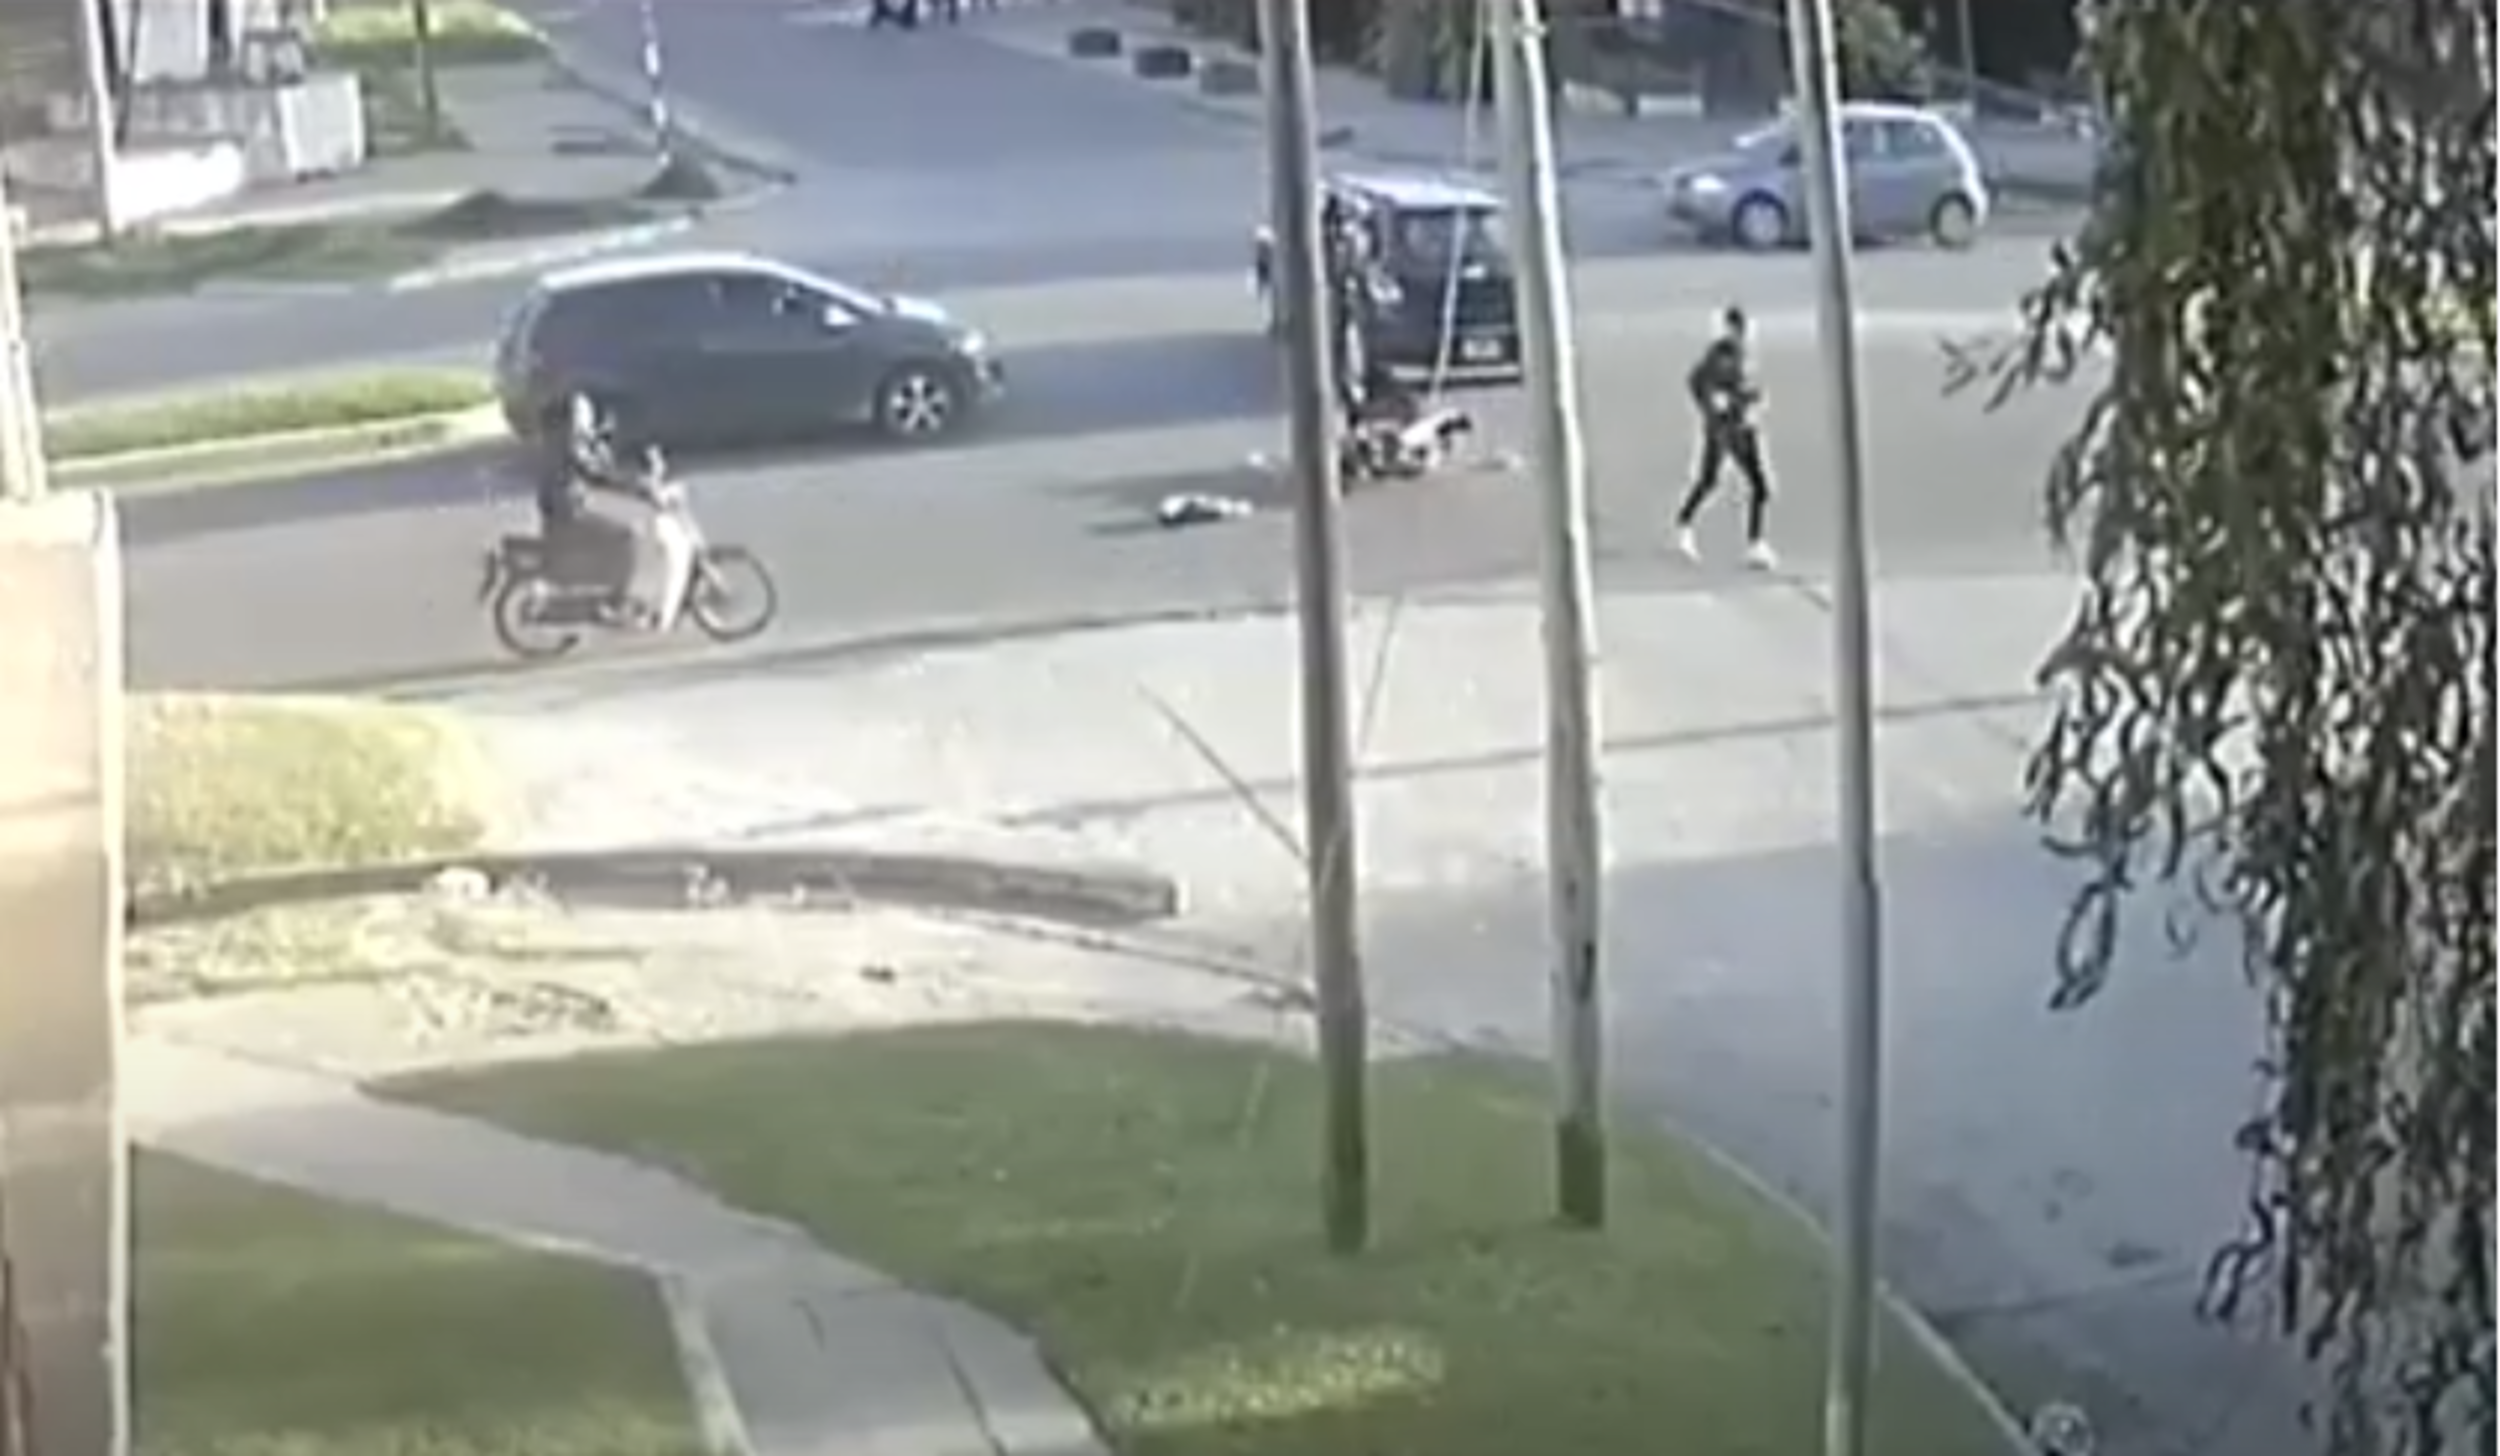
[434,568,2311,1456]
[128,1034,1110,1456]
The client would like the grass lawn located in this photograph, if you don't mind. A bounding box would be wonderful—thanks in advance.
[138,1152,702,1456]
[129,691,501,894]
[397,1022,2015,1456]
[47,370,493,461]
[312,0,549,71]
[123,691,507,997]
[20,191,654,302]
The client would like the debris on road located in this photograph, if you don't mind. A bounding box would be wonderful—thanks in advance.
[1156,491,1257,527]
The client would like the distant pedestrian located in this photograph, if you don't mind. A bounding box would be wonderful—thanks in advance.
[1672,304,1776,569]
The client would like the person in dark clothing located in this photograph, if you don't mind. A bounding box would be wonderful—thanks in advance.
[533,395,651,622]
[1672,304,1776,569]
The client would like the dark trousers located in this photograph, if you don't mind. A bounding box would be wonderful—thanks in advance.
[867,0,919,27]
[545,510,639,600]
[1675,422,1771,543]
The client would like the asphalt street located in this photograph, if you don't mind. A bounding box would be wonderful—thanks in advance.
[124,248,2083,692]
[29,0,2078,402]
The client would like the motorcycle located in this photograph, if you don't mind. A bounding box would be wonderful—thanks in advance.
[1340,399,1477,483]
[477,453,779,660]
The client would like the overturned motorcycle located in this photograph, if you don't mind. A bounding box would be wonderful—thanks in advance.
[477,484,780,660]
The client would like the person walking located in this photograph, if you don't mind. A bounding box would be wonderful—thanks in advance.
[1672,304,1776,569]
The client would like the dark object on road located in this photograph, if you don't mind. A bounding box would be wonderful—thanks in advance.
[1132,43,1195,79]
[1067,25,1122,57]
[1253,172,1523,382]
[1198,57,1258,96]
[867,0,918,27]
[481,460,779,660]
[1341,401,1476,483]
[495,249,1004,451]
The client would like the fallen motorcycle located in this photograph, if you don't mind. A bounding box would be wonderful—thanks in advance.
[477,480,778,660]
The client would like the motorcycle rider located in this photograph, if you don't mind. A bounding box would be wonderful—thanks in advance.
[533,394,689,629]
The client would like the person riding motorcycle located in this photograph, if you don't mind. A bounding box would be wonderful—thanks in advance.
[533,394,685,629]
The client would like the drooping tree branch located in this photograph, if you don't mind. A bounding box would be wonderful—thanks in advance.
[1955,0,2496,1450]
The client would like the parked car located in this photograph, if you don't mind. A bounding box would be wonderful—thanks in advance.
[1658,101,1991,251]
[494,250,1004,449]
[1253,172,1524,381]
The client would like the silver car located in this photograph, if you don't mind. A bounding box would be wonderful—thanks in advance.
[1660,101,1991,251]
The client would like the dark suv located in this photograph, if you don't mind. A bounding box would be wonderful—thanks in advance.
[494,250,1004,448]
[1253,172,1523,380]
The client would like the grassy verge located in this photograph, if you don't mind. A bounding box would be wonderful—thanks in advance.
[399,1022,2014,1456]
[312,0,550,72]
[48,370,493,461]
[126,691,507,1000]
[130,692,501,895]
[19,191,660,301]
[139,1152,703,1456]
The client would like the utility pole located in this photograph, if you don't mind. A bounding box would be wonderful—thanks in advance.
[1489,0,1608,1228]
[634,0,678,169]
[1781,0,1891,1455]
[1952,0,1978,111]
[0,166,50,502]
[74,0,121,240]
[1253,0,1369,1253]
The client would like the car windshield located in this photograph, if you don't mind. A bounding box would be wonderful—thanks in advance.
[1389,207,1508,272]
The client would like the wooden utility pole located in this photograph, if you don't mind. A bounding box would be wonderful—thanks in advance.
[1254,0,1371,1253]
[1490,0,1609,1228]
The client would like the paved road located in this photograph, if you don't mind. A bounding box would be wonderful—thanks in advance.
[125,250,2079,692]
[30,0,2076,402]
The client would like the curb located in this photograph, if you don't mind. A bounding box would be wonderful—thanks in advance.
[385,213,699,292]
[133,843,1185,933]
[54,404,505,493]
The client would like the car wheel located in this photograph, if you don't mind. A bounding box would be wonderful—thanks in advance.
[1929,193,1980,250]
[1731,194,1790,251]
[873,364,963,441]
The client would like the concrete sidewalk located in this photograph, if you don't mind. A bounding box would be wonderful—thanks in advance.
[129,1035,1109,1456]
[436,569,2309,1456]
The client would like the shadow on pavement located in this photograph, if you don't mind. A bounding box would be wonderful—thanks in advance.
[118,444,521,548]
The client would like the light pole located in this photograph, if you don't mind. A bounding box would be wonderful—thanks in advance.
[1489,0,1609,1230]
[1779,0,1892,1455]
[1254,0,1371,1254]
[0,167,50,503]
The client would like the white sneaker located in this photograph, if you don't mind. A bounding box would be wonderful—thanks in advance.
[1674,526,1701,562]
[1744,539,1777,571]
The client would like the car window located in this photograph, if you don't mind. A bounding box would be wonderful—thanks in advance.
[1882,118,1948,159]
[1841,119,1883,160]
[1389,206,1508,272]
[707,273,822,320]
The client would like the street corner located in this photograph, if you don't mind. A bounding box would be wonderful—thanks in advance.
[535,42,808,189]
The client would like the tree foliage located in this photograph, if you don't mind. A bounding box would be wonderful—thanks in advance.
[1957,0,2495,1450]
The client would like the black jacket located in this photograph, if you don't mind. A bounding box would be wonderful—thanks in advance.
[1687,337,1759,430]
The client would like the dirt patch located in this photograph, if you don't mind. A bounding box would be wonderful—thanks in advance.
[129,892,1398,1080]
